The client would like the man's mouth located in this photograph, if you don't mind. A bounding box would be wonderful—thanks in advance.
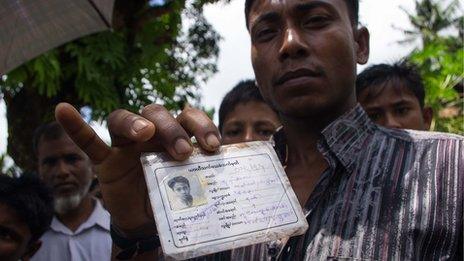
[275,68,322,86]
[54,182,77,192]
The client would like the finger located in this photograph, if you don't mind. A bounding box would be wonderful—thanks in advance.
[177,106,221,152]
[107,109,156,147]
[55,103,111,164]
[141,104,193,160]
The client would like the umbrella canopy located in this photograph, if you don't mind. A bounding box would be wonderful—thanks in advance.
[0,0,114,75]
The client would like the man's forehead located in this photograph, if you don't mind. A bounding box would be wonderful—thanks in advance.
[250,0,341,11]
[38,135,84,157]
[248,0,346,26]
[360,84,420,106]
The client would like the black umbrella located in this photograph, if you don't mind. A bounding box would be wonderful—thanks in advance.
[0,0,114,75]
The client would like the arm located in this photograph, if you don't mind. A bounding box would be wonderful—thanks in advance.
[55,103,221,260]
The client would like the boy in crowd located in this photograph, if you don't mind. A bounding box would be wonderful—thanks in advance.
[219,80,281,144]
[0,174,53,261]
[31,122,111,261]
[356,61,433,130]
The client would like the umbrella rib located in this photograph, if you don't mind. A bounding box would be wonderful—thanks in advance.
[87,0,112,28]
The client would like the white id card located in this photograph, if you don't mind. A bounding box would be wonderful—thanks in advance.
[141,141,308,260]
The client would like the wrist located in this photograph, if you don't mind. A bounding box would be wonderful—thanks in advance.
[111,219,157,239]
[111,221,160,260]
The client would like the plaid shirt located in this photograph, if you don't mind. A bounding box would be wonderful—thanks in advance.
[162,105,463,261]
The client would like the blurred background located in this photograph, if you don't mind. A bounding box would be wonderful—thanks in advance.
[0,0,462,175]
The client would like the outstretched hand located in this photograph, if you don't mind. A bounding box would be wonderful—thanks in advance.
[55,103,221,235]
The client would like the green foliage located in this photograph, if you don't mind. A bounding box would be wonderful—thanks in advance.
[0,0,226,171]
[399,0,462,46]
[410,40,462,107]
[399,0,463,134]
[0,0,223,120]
[1,50,62,97]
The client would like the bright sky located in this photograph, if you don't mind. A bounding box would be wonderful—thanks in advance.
[0,0,417,158]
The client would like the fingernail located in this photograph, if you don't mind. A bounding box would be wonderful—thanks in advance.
[133,120,148,133]
[174,138,192,155]
[206,133,220,148]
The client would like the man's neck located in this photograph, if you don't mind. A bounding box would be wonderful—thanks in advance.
[279,102,356,205]
[57,195,95,232]
[281,101,357,170]
[281,116,326,176]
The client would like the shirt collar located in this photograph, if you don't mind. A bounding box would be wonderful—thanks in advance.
[319,104,376,173]
[50,198,110,235]
[272,104,376,173]
[83,199,110,232]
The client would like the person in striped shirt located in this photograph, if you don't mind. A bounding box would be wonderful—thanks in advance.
[54,0,463,260]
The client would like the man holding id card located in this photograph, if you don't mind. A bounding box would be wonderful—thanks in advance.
[55,0,463,260]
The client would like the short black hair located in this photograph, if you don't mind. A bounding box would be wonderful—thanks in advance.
[245,0,359,29]
[356,61,426,107]
[0,173,54,242]
[218,79,276,132]
[32,121,66,157]
[168,176,190,190]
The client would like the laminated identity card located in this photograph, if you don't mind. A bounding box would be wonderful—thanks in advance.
[141,141,308,260]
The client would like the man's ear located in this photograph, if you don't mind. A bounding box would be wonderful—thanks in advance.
[422,107,433,131]
[354,26,370,65]
[22,240,42,260]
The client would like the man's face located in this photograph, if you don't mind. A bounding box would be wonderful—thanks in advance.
[222,101,281,144]
[249,0,369,118]
[358,84,432,130]
[37,135,93,213]
[0,203,38,261]
[172,183,190,199]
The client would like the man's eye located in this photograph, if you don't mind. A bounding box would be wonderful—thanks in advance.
[65,155,80,164]
[395,107,410,116]
[257,129,275,137]
[255,28,277,42]
[0,228,14,241]
[302,15,330,28]
[42,158,57,167]
[225,129,241,137]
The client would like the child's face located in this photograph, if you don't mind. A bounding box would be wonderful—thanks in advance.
[221,101,281,145]
[0,203,37,261]
[358,84,432,131]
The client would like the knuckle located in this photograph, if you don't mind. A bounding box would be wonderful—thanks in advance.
[178,108,205,123]
[160,122,182,136]
[142,104,166,117]
[181,105,197,115]
[108,109,126,120]
[107,109,128,128]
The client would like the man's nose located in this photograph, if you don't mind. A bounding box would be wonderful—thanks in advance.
[384,114,402,129]
[279,27,309,61]
[243,128,254,142]
[55,160,72,179]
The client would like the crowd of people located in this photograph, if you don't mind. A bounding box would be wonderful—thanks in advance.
[0,0,462,260]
